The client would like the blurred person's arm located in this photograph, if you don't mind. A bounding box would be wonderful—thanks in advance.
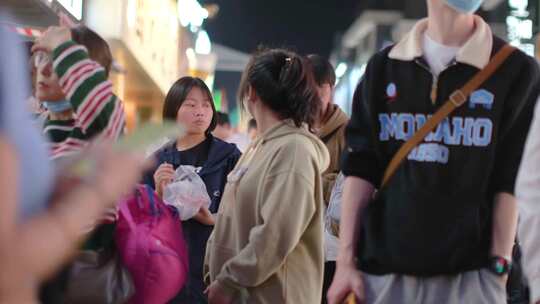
[490,193,518,281]
[0,136,18,244]
[0,139,150,303]
[0,134,35,303]
[517,99,540,304]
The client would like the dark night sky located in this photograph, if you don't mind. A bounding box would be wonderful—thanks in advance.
[200,0,514,57]
[201,0,364,57]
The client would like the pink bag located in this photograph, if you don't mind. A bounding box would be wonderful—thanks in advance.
[116,184,189,304]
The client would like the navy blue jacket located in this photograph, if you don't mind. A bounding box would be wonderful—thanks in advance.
[143,136,241,303]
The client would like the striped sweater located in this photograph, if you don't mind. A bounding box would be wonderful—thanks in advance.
[44,41,125,159]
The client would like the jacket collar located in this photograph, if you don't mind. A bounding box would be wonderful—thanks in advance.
[388,15,493,70]
[319,105,348,138]
[161,135,238,174]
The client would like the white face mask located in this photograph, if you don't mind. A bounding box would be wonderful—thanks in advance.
[44,100,72,113]
[444,0,484,13]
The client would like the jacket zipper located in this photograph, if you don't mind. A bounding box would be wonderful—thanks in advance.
[415,59,458,105]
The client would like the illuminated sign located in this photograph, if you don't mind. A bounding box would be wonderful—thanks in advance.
[507,0,534,55]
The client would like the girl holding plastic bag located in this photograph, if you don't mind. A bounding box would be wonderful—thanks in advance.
[143,77,241,304]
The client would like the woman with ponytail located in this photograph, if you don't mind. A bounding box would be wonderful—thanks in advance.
[204,48,330,304]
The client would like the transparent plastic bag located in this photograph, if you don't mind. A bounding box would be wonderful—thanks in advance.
[163,165,211,220]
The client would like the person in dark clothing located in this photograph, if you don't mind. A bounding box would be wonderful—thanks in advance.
[328,0,540,303]
[143,77,241,304]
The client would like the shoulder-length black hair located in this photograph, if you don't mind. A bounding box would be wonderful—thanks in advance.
[237,47,321,130]
[162,76,217,136]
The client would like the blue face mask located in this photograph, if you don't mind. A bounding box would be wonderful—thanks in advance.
[43,100,72,113]
[444,0,484,13]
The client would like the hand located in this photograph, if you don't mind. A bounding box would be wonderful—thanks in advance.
[58,12,78,28]
[497,274,508,286]
[31,26,72,54]
[327,262,365,304]
[153,163,175,197]
[194,207,215,226]
[206,281,234,304]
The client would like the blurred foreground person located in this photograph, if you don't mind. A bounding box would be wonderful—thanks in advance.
[31,23,131,302]
[0,24,149,303]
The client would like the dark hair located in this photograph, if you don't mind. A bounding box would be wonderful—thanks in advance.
[238,48,320,129]
[216,111,231,126]
[71,26,113,77]
[306,54,336,87]
[248,118,257,131]
[162,76,217,136]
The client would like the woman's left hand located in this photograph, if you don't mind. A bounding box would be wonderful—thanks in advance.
[206,281,234,304]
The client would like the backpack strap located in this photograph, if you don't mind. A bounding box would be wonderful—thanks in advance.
[144,184,161,217]
[379,44,516,189]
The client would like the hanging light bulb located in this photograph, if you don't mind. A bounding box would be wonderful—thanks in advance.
[335,62,348,78]
[177,0,209,29]
[195,30,212,54]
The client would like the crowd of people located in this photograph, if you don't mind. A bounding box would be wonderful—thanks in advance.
[3,0,540,303]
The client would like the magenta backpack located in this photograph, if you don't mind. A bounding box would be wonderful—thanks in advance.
[116,184,189,304]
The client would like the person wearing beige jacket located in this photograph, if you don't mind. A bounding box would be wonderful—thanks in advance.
[204,48,330,304]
